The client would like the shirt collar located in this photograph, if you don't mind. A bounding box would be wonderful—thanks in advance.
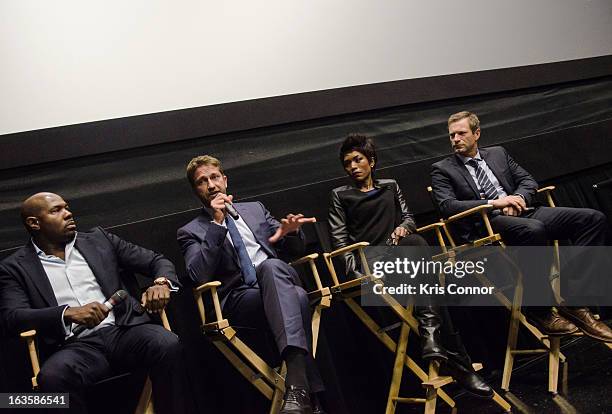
[459,150,482,165]
[32,233,78,261]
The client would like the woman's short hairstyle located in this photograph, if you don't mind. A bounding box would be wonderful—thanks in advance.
[339,133,376,170]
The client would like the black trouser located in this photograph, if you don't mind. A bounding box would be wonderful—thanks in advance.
[38,324,187,414]
[490,206,607,305]
[224,258,324,393]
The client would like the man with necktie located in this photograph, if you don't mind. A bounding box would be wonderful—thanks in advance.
[430,111,612,342]
[177,155,326,414]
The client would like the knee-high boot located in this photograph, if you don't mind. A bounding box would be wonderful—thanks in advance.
[414,305,448,361]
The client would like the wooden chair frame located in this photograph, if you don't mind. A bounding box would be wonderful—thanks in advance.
[428,185,611,395]
[322,222,511,414]
[20,309,171,414]
[193,253,331,414]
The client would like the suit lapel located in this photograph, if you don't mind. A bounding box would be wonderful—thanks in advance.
[452,155,481,198]
[480,148,512,193]
[17,244,58,307]
[236,204,275,258]
[74,233,114,299]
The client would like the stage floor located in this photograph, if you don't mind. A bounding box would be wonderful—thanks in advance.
[405,328,612,414]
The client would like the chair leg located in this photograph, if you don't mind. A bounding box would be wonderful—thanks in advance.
[385,322,410,414]
[501,286,522,391]
[135,377,154,414]
[269,363,287,414]
[311,304,323,357]
[423,362,440,414]
[548,337,561,395]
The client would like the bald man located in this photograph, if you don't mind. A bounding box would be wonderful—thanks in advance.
[0,193,187,414]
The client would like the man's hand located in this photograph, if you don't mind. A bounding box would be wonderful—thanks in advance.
[390,226,409,245]
[64,302,109,328]
[210,193,233,224]
[141,285,171,314]
[490,195,526,214]
[502,206,520,216]
[268,214,316,244]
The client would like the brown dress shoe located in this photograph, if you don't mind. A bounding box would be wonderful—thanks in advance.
[558,307,612,343]
[526,309,578,336]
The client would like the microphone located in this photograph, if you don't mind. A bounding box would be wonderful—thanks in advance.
[72,290,128,336]
[224,202,240,219]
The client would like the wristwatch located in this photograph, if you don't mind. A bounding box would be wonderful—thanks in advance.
[154,277,170,287]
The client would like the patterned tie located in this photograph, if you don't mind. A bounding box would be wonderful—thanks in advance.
[467,159,499,200]
[225,216,258,286]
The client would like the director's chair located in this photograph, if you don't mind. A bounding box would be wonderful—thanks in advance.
[193,253,331,414]
[20,309,171,414]
[317,221,511,414]
[427,185,610,395]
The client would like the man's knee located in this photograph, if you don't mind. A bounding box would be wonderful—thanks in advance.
[38,362,78,391]
[257,258,292,280]
[147,329,182,362]
[584,208,607,227]
[519,220,548,244]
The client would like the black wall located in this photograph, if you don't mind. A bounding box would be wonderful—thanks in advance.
[2,66,612,413]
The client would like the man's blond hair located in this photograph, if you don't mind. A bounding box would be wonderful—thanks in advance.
[186,155,224,187]
[448,111,480,133]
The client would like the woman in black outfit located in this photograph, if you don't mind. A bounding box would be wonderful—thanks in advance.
[328,134,493,398]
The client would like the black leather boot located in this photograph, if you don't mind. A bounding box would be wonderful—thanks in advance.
[442,332,493,399]
[414,306,448,361]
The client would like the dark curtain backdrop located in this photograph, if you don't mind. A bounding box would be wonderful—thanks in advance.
[1,76,612,413]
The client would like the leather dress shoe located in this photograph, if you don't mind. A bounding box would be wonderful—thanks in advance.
[280,386,312,414]
[526,309,578,336]
[311,402,326,414]
[558,307,612,343]
[442,359,494,399]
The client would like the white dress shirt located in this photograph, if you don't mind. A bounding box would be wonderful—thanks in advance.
[212,215,269,267]
[33,234,115,338]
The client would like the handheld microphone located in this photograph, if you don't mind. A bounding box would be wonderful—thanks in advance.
[72,290,128,336]
[224,202,240,220]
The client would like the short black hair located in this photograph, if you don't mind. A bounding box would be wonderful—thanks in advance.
[339,133,376,170]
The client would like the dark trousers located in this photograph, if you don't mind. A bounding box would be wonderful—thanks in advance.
[490,206,608,303]
[37,324,186,414]
[224,258,324,392]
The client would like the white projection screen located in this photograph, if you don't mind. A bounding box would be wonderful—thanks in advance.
[1,0,611,136]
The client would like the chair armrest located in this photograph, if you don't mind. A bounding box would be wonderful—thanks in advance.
[415,222,445,233]
[194,281,222,294]
[326,241,370,258]
[537,186,556,193]
[20,330,40,389]
[290,253,325,291]
[322,242,370,286]
[290,253,318,266]
[537,186,556,207]
[446,204,494,222]
[193,281,224,326]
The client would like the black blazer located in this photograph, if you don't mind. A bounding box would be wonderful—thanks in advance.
[176,202,305,302]
[0,227,178,356]
[430,146,538,242]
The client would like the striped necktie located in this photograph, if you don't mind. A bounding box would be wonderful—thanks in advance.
[467,159,499,200]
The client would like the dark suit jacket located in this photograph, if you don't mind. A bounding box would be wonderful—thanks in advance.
[430,146,538,242]
[177,202,305,301]
[0,227,178,357]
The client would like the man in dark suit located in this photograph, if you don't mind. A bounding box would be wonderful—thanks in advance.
[0,192,186,414]
[431,111,612,342]
[177,155,325,414]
